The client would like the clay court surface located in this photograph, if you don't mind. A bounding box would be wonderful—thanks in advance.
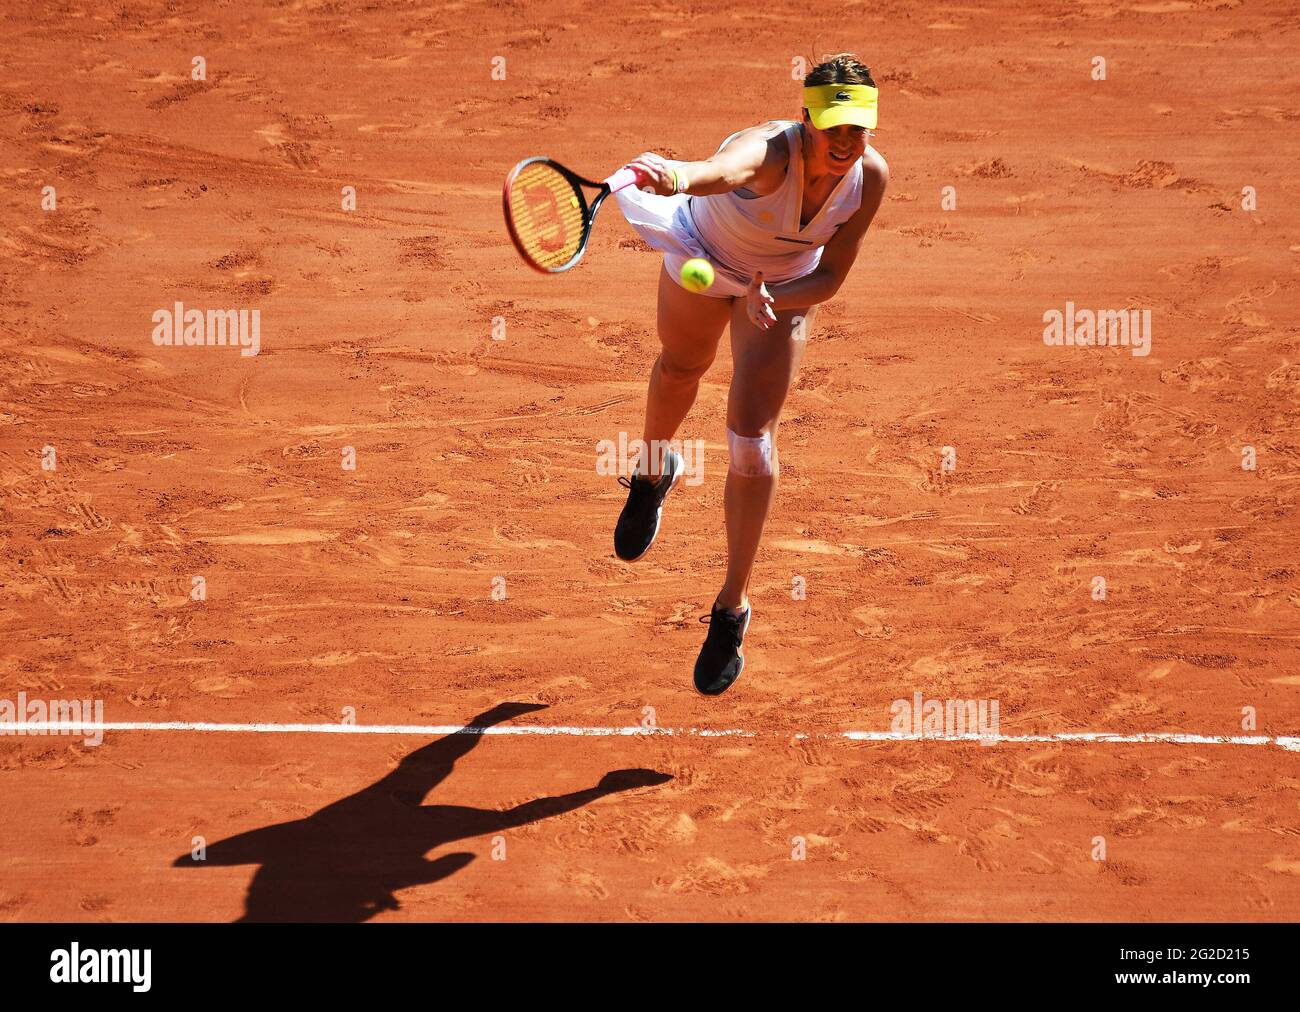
[2,1,1299,921]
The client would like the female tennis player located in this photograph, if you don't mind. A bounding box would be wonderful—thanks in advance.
[611,53,888,696]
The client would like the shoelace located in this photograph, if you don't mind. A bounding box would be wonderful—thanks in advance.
[699,607,747,650]
[618,472,664,495]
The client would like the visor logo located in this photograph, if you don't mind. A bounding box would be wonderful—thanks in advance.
[835,90,851,101]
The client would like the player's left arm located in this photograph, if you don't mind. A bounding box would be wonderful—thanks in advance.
[764,149,889,312]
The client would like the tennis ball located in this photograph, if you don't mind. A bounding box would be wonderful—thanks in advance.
[679,257,715,293]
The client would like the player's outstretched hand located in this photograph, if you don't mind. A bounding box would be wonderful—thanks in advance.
[745,271,776,330]
[624,152,680,197]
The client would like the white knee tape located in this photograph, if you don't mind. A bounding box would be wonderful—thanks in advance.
[727,429,774,477]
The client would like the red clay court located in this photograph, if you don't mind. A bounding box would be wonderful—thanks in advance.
[1,1,1299,921]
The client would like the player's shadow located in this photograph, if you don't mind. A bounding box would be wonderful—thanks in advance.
[172,702,671,922]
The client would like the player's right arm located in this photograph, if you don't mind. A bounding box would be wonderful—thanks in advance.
[623,125,787,197]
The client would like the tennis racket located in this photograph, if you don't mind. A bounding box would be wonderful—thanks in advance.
[502,158,644,274]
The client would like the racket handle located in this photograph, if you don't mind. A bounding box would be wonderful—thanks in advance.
[604,166,644,193]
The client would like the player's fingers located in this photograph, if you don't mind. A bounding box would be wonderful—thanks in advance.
[631,153,669,179]
[628,152,657,174]
[627,157,671,194]
[756,276,775,320]
[746,273,772,329]
[626,157,656,179]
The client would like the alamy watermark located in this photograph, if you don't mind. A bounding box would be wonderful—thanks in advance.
[1043,302,1151,357]
[152,301,260,357]
[597,433,705,486]
[50,943,150,991]
[889,691,1000,745]
[0,693,104,747]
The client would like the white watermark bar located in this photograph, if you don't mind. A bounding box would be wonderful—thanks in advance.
[9,721,1300,750]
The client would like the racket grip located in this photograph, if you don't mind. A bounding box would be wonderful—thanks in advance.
[603,166,644,193]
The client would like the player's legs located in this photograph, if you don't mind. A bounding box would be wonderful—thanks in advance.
[716,303,815,611]
[615,263,732,563]
[639,262,733,479]
[693,302,813,695]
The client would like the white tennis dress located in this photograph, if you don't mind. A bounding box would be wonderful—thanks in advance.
[615,120,865,299]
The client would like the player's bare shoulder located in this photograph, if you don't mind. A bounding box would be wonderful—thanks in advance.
[861,144,889,197]
[718,121,794,193]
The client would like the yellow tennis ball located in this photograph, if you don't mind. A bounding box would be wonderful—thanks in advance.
[679,257,715,293]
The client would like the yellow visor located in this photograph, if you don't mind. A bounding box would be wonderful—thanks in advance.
[802,83,878,130]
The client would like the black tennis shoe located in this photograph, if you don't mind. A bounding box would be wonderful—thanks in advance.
[614,448,682,562]
[693,602,751,696]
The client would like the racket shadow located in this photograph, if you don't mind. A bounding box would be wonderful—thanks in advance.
[172,702,672,922]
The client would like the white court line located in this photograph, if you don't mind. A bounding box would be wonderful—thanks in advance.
[7,722,1300,751]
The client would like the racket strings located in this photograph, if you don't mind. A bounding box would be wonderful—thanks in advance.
[507,163,586,270]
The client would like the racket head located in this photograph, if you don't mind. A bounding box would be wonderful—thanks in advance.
[502,158,601,274]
